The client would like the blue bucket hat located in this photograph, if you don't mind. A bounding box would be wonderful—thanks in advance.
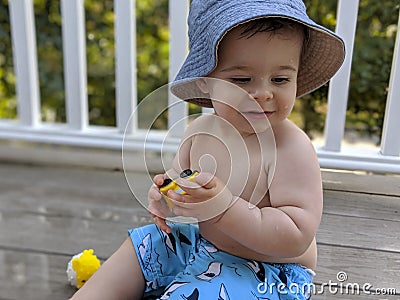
[172,0,345,108]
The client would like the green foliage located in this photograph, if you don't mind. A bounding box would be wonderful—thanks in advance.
[84,0,116,126]
[0,0,169,126]
[0,0,398,137]
[347,0,399,137]
[136,0,169,129]
[136,0,169,101]
[33,0,65,122]
[0,0,16,119]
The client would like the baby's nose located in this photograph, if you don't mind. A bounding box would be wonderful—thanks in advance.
[249,79,273,101]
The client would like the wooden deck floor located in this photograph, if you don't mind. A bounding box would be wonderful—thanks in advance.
[0,162,399,299]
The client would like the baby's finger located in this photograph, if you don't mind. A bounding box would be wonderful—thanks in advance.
[154,216,171,233]
[148,186,162,201]
[194,172,216,189]
[174,178,201,194]
[166,189,186,203]
[148,197,170,217]
[153,174,166,186]
[174,176,215,199]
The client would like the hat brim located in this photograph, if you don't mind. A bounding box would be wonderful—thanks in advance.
[296,25,345,97]
[171,79,214,108]
[172,16,345,107]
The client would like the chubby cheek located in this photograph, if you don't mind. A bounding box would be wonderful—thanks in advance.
[211,98,242,116]
[212,102,252,130]
[212,102,238,121]
[279,91,297,117]
[210,91,243,110]
[282,101,295,115]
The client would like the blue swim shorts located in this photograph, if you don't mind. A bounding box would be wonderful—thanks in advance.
[129,223,314,299]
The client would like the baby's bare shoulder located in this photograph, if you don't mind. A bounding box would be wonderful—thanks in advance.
[187,113,217,131]
[275,120,313,148]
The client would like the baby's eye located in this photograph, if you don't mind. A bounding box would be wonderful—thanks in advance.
[272,77,290,84]
[231,77,251,84]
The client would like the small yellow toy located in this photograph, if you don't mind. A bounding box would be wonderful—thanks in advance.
[159,169,199,209]
[66,249,101,289]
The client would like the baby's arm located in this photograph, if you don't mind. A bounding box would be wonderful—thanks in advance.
[212,128,323,258]
[168,125,322,258]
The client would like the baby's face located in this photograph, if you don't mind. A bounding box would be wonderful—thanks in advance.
[204,25,303,134]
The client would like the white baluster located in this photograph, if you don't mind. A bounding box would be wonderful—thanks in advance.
[9,0,40,127]
[168,0,189,137]
[323,0,360,152]
[61,0,88,130]
[115,0,137,135]
[381,9,400,157]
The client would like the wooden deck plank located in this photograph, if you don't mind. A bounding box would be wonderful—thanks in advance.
[314,244,400,292]
[0,163,151,207]
[323,190,400,222]
[0,210,147,259]
[0,249,76,300]
[322,171,400,196]
[2,189,399,255]
[1,246,398,300]
[1,163,400,299]
[1,208,399,260]
[0,185,149,228]
[317,213,400,252]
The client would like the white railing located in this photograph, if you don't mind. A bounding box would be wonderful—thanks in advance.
[319,0,400,173]
[1,0,399,173]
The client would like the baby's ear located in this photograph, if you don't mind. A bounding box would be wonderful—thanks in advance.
[195,78,209,94]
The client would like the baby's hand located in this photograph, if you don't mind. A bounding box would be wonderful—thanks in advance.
[167,172,234,222]
[148,174,172,233]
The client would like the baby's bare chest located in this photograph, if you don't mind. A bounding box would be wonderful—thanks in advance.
[190,134,274,206]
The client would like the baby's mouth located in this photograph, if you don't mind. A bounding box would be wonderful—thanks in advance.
[242,111,275,119]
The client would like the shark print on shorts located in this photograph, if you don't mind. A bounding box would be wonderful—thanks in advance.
[129,224,314,300]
